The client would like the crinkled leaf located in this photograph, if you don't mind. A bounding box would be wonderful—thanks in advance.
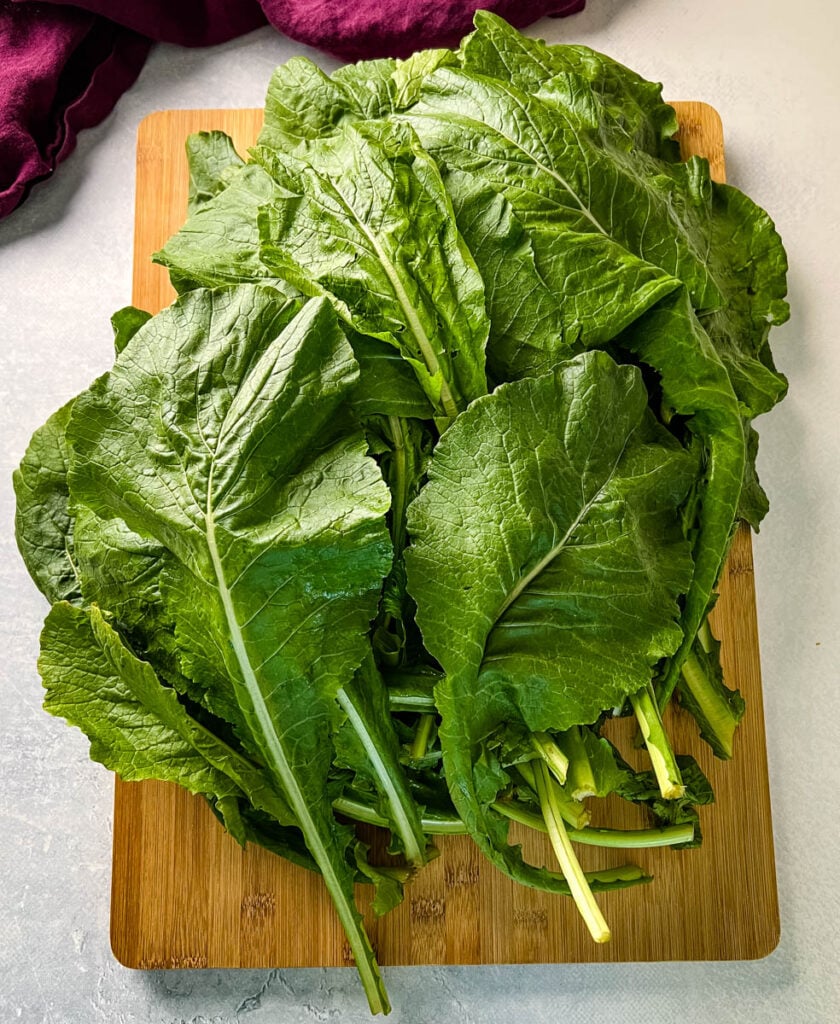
[461,12,680,160]
[737,423,770,529]
[406,351,694,885]
[14,400,81,605]
[111,306,152,355]
[185,130,244,214]
[255,119,488,419]
[348,333,434,420]
[155,162,300,296]
[404,66,718,315]
[258,49,458,152]
[445,170,569,381]
[615,288,745,701]
[698,182,789,417]
[66,286,392,1014]
[40,603,300,838]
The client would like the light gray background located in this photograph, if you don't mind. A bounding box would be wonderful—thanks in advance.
[2,0,838,1021]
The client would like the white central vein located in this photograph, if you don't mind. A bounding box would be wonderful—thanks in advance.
[203,497,380,1000]
[409,110,609,238]
[491,439,629,629]
[335,688,424,865]
[327,179,461,421]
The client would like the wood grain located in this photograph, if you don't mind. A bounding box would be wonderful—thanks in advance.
[112,102,779,969]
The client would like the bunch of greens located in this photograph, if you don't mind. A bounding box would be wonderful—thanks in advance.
[14,13,788,1015]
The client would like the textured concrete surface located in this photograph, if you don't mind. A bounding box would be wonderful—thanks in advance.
[2,1,839,1021]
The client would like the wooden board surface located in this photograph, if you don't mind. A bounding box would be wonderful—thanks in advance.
[112,103,779,969]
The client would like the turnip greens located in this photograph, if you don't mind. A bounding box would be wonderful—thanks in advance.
[14,13,788,1015]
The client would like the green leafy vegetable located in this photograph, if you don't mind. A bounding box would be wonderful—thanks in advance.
[14,14,789,1016]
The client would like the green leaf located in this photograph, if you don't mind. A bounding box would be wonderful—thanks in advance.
[445,170,570,381]
[14,400,81,605]
[348,333,434,420]
[66,286,393,1015]
[40,603,303,840]
[462,12,680,160]
[155,162,301,296]
[737,423,770,529]
[406,351,694,886]
[185,130,245,214]
[698,182,789,418]
[404,66,719,319]
[335,49,459,117]
[258,49,459,152]
[615,288,746,704]
[39,603,243,798]
[111,306,152,355]
[255,119,489,420]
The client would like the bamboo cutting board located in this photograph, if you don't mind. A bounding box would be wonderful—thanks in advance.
[112,103,779,969]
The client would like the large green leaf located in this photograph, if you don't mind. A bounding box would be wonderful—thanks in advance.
[404,66,719,318]
[66,286,393,1014]
[14,401,82,605]
[155,161,300,296]
[405,352,694,882]
[461,12,681,160]
[698,182,789,418]
[40,602,243,798]
[42,602,331,869]
[445,170,569,381]
[185,130,245,214]
[255,119,489,420]
[258,49,458,152]
[614,288,746,702]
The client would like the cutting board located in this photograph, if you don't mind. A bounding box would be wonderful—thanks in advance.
[111,103,778,969]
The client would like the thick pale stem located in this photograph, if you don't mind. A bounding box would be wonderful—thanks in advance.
[335,794,464,835]
[533,761,611,943]
[697,617,714,654]
[531,731,569,784]
[336,686,426,867]
[334,793,695,847]
[563,726,597,800]
[631,682,685,800]
[679,651,738,759]
[518,761,589,829]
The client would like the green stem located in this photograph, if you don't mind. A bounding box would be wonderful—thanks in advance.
[697,617,714,654]
[383,667,441,713]
[531,731,569,784]
[679,651,741,759]
[409,713,435,760]
[533,760,611,943]
[387,415,409,555]
[336,684,426,867]
[205,511,388,1014]
[387,689,436,714]
[334,794,695,847]
[518,761,589,829]
[630,682,685,800]
[335,794,464,834]
[492,800,694,847]
[562,726,597,800]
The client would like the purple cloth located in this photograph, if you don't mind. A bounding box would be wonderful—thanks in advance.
[0,1,585,219]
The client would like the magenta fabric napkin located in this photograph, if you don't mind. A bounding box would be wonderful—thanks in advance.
[0,0,585,219]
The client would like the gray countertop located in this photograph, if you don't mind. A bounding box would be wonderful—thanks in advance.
[2,0,839,1021]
